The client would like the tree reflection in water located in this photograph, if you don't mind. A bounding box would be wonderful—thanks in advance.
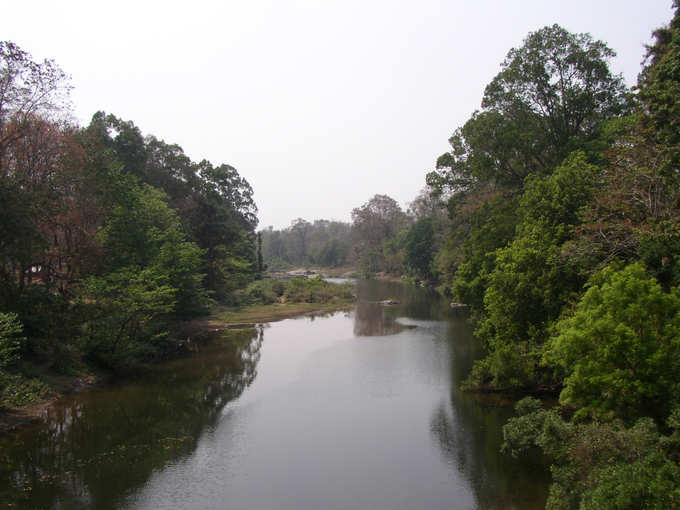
[1,281,552,510]
[0,327,263,510]
[353,280,549,509]
[353,302,407,336]
[429,314,550,510]
[353,280,449,337]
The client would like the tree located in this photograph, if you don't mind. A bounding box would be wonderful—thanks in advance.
[0,41,72,174]
[637,0,680,167]
[428,24,628,193]
[502,398,680,510]
[446,192,519,308]
[97,181,211,317]
[352,194,406,245]
[288,218,311,264]
[545,263,680,422]
[404,217,435,279]
[351,194,408,275]
[260,226,289,269]
[484,25,628,150]
[143,134,198,204]
[0,312,23,371]
[570,123,680,287]
[314,238,349,267]
[0,42,78,302]
[407,187,446,221]
[467,153,600,390]
[0,116,102,302]
[429,25,628,318]
[256,232,264,274]
[199,161,257,231]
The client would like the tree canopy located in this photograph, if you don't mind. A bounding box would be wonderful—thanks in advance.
[0,41,261,377]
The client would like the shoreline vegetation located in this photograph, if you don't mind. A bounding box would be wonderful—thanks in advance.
[0,275,356,434]
[4,4,680,506]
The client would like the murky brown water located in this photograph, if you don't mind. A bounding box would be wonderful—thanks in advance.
[0,280,549,509]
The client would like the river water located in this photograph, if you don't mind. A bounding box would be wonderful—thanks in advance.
[0,280,549,509]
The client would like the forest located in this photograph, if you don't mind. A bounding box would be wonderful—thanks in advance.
[2,2,680,508]
[0,41,262,394]
[427,8,680,510]
[259,189,446,279]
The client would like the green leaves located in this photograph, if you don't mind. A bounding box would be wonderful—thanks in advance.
[0,312,24,370]
[436,11,680,510]
[77,180,212,368]
[504,398,680,510]
[546,263,680,422]
[465,154,598,390]
[433,25,627,197]
[404,217,435,280]
[483,24,628,149]
[78,267,176,368]
[432,25,628,392]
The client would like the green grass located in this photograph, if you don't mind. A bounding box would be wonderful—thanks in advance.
[211,300,354,326]
[1,373,53,407]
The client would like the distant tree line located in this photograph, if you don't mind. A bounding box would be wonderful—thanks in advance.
[0,41,260,389]
[261,219,352,270]
[260,188,448,280]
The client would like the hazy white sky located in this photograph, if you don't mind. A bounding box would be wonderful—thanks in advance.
[2,1,674,229]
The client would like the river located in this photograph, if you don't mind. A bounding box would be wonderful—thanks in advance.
[0,280,549,509]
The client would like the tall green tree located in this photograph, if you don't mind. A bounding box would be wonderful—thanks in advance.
[428,25,627,194]
[467,153,600,389]
[80,181,211,368]
[404,217,435,279]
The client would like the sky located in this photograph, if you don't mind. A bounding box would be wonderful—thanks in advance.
[2,0,674,229]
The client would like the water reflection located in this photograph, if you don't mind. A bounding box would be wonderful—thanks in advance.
[0,327,263,510]
[429,314,550,510]
[353,302,409,336]
[356,281,549,510]
[353,280,449,337]
[0,281,550,510]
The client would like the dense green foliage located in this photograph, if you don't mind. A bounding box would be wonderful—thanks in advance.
[0,42,261,383]
[503,398,680,510]
[546,263,680,423]
[404,217,435,280]
[240,277,354,306]
[4,6,680,506]
[260,219,352,270]
[0,313,23,375]
[429,18,680,395]
[426,8,680,507]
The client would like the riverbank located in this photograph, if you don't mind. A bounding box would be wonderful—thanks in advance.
[204,301,355,328]
[0,298,356,434]
[0,278,550,510]
[0,372,101,433]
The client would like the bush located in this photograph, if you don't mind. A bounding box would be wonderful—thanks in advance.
[1,374,52,407]
[243,279,286,305]
[545,262,680,423]
[502,398,680,510]
[254,277,355,305]
[0,312,23,370]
